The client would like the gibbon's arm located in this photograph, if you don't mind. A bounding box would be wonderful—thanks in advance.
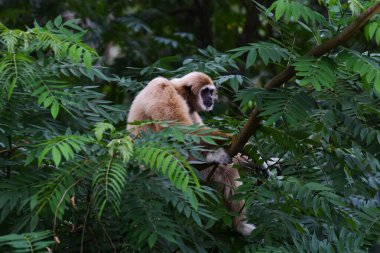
[190,112,203,125]
[188,113,231,164]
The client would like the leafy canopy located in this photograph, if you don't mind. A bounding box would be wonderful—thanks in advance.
[1,0,380,252]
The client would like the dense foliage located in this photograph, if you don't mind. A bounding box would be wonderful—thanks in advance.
[1,0,380,252]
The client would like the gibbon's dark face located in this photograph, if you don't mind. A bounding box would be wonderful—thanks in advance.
[200,87,215,110]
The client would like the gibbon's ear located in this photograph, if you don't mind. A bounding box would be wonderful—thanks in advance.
[184,82,198,95]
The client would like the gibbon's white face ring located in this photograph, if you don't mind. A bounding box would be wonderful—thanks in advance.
[199,84,216,111]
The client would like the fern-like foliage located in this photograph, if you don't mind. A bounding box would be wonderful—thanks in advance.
[0,18,96,102]
[93,160,128,217]
[34,134,89,167]
[0,230,53,253]
[237,87,314,125]
[92,131,133,217]
[338,50,380,93]
[293,56,336,91]
[135,146,199,193]
[231,42,290,67]
[267,0,328,26]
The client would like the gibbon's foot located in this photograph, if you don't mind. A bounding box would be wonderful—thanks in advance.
[206,148,232,164]
[261,157,281,169]
[236,222,256,236]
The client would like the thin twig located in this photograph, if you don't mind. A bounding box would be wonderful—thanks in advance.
[53,180,80,237]
[81,188,92,253]
[6,135,11,178]
[98,219,117,253]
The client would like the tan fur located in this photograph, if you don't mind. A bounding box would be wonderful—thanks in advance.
[126,72,254,235]
[203,155,255,233]
[127,72,213,135]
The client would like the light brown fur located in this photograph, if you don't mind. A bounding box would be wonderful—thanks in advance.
[127,74,206,135]
[127,72,254,235]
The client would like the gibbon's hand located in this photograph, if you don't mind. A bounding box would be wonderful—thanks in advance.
[206,148,232,164]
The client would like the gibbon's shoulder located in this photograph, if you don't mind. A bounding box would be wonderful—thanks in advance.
[136,76,176,97]
[145,76,172,89]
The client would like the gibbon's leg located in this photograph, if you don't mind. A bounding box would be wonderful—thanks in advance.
[202,160,256,236]
[126,103,148,136]
[206,148,231,165]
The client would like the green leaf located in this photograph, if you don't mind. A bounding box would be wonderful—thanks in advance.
[167,161,178,180]
[374,73,380,94]
[258,47,269,65]
[181,175,189,192]
[201,136,217,145]
[54,15,62,27]
[43,96,54,108]
[161,156,172,174]
[38,146,51,166]
[51,102,60,119]
[376,28,380,44]
[368,22,378,39]
[94,122,115,141]
[7,78,16,100]
[192,212,202,226]
[246,49,257,69]
[37,91,49,105]
[57,144,69,161]
[51,146,61,167]
[275,0,286,21]
[69,45,77,63]
[61,42,71,58]
[83,50,92,71]
[31,86,45,96]
[75,47,83,64]
[148,233,157,248]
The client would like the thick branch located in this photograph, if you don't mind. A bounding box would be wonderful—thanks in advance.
[225,2,380,158]
[198,2,380,171]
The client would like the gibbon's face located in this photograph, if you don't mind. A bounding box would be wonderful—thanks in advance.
[199,85,216,111]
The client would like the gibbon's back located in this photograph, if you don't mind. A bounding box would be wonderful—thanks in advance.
[126,76,189,135]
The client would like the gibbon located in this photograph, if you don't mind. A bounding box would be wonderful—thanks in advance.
[126,72,255,236]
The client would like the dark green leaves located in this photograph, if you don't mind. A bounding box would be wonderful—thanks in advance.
[267,0,328,26]
[231,42,289,68]
[256,88,314,125]
[338,50,380,93]
[246,49,257,69]
[135,146,200,195]
[0,230,54,253]
[94,122,116,141]
[93,161,128,217]
[293,56,336,91]
[35,134,89,167]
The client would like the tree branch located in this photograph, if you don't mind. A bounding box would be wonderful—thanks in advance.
[227,2,380,158]
[198,2,380,172]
